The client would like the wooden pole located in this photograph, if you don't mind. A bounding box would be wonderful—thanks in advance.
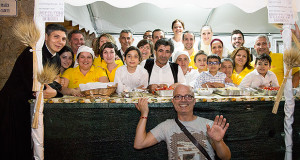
[32,84,44,129]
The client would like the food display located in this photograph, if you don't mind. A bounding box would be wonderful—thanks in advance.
[154,86,174,97]
[80,82,117,98]
[121,89,147,98]
[196,88,214,96]
[259,86,280,96]
[215,87,253,96]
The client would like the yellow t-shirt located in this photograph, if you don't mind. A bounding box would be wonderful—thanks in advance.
[62,65,107,88]
[251,52,300,86]
[233,67,254,85]
[188,51,197,69]
[231,73,241,86]
[93,56,107,68]
[269,52,299,86]
[102,61,123,82]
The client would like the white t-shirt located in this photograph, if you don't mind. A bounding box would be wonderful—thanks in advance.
[114,65,148,93]
[239,69,279,88]
[171,38,184,54]
[151,117,215,160]
[185,69,200,87]
[148,62,186,86]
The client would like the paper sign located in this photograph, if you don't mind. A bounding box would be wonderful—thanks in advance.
[0,0,17,16]
[268,0,294,24]
[38,0,64,22]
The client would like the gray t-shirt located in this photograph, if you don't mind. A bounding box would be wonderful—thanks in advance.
[151,116,215,160]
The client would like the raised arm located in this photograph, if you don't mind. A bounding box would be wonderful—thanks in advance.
[134,98,158,149]
[206,115,231,160]
[291,23,300,42]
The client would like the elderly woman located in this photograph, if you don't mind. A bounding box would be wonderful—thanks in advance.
[170,19,184,53]
[61,45,109,96]
[93,33,117,68]
[231,46,254,85]
[137,39,154,62]
[100,42,123,82]
[220,58,240,87]
[199,25,213,54]
[209,38,229,58]
[173,51,198,86]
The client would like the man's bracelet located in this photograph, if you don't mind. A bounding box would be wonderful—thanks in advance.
[140,116,148,119]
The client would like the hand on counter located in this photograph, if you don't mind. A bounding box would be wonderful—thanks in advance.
[71,88,84,97]
[135,98,149,117]
[43,84,57,98]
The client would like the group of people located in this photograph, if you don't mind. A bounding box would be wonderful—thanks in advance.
[52,21,300,97]
[1,19,300,159]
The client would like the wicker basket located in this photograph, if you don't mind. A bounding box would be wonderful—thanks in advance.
[83,84,117,98]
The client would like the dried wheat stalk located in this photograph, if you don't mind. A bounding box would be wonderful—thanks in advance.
[32,63,58,129]
[12,18,41,91]
[272,47,300,114]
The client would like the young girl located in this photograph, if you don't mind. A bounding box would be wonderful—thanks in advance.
[58,46,74,76]
[194,50,208,73]
[114,46,148,93]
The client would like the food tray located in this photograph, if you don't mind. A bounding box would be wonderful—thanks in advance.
[215,88,251,96]
[156,90,173,97]
[82,84,117,98]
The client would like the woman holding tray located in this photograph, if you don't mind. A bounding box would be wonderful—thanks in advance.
[61,45,108,96]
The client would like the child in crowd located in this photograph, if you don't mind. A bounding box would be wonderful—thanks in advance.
[239,54,279,88]
[194,54,226,89]
[114,46,148,93]
[194,50,208,73]
[186,50,207,87]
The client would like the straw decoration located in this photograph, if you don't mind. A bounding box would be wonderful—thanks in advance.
[272,47,300,114]
[32,63,58,129]
[12,19,40,92]
[12,19,40,47]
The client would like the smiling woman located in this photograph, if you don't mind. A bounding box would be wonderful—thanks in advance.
[61,45,109,96]
[231,46,254,85]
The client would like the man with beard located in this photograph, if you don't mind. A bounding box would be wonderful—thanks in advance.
[117,29,134,64]
[134,84,231,160]
[231,29,245,49]
[142,38,185,93]
[68,30,85,59]
[253,34,299,87]
[0,24,67,159]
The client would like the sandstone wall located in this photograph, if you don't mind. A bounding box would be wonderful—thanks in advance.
[0,0,34,90]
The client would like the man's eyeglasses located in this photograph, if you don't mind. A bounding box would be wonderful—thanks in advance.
[173,95,194,100]
[207,61,220,65]
[143,35,152,39]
